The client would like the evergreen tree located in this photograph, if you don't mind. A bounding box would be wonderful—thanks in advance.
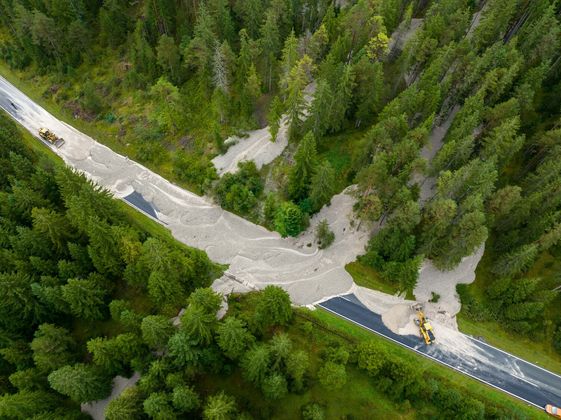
[241,344,270,385]
[188,287,222,315]
[141,315,175,349]
[492,244,539,278]
[31,324,77,373]
[268,96,283,141]
[143,392,175,420]
[61,277,107,320]
[105,386,144,420]
[216,317,255,360]
[278,30,299,93]
[0,390,59,419]
[259,10,281,91]
[254,286,293,329]
[48,364,111,403]
[285,55,314,138]
[157,34,181,83]
[99,0,129,47]
[203,392,237,420]
[309,161,336,211]
[180,305,216,345]
[274,202,305,237]
[286,350,309,390]
[262,372,288,399]
[288,131,318,201]
[172,385,201,412]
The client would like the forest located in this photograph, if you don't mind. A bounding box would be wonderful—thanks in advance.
[0,111,539,419]
[1,0,561,415]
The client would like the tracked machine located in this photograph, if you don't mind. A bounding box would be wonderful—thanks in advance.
[412,304,436,345]
[39,128,65,148]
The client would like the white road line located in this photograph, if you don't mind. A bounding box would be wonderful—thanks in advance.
[468,336,561,380]
[317,303,543,410]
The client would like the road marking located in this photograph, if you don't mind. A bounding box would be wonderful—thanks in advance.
[468,335,561,380]
[317,303,543,410]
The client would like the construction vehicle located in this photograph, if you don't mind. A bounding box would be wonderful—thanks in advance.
[412,304,436,345]
[39,128,64,148]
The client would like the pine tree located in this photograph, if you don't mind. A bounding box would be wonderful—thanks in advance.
[31,324,77,372]
[285,55,314,139]
[267,96,283,141]
[278,30,299,93]
[203,392,237,420]
[180,305,216,345]
[259,10,281,91]
[274,202,305,237]
[216,317,254,360]
[105,387,144,420]
[157,34,181,83]
[143,392,175,419]
[241,344,270,385]
[0,391,59,419]
[492,243,539,277]
[309,161,336,211]
[288,131,318,201]
[141,315,175,349]
[184,3,217,80]
[48,364,111,403]
[61,277,107,320]
[172,385,201,413]
[309,79,333,138]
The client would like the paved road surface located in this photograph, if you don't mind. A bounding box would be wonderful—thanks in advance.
[319,295,561,409]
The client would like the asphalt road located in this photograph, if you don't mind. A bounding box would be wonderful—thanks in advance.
[319,295,561,409]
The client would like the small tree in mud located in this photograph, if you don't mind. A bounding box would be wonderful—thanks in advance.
[315,219,335,249]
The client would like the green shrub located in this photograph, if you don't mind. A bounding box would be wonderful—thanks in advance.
[316,219,335,249]
[274,202,306,237]
[173,152,217,193]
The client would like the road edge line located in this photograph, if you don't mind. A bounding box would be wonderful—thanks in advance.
[467,336,561,380]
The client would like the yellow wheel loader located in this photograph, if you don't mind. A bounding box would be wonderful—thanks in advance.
[412,304,436,345]
[39,128,65,148]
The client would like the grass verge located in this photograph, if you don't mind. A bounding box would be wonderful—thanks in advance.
[458,248,561,376]
[346,261,416,300]
[346,261,400,295]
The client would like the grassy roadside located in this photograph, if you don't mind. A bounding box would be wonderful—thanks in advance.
[457,250,561,376]
[346,260,416,300]
[205,293,417,419]
[310,308,548,419]
[346,261,400,295]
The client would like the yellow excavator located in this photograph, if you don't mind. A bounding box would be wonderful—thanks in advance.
[39,128,65,148]
[413,304,435,345]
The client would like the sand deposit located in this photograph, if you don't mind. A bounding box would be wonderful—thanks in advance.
[415,244,485,329]
[212,83,316,176]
